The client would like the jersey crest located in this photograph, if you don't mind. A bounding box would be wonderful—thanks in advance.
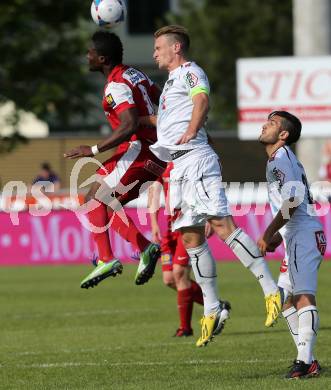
[164,79,174,93]
[185,71,198,88]
[315,231,327,255]
[272,167,285,188]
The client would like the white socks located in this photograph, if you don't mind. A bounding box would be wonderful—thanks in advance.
[283,306,299,345]
[225,228,278,296]
[283,305,318,364]
[187,242,220,316]
[297,305,319,364]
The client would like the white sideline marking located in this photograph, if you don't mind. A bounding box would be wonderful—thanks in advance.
[12,308,155,320]
[2,359,299,369]
[11,341,194,356]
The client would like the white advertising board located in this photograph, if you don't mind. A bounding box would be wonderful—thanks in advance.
[237,56,331,139]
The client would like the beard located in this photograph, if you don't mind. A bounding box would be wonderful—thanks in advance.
[258,135,266,144]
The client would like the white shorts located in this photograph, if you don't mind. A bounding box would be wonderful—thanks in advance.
[278,229,325,296]
[169,148,231,231]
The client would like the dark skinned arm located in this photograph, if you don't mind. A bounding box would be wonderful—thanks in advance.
[138,83,161,127]
[149,83,161,106]
[138,115,157,127]
[64,107,138,159]
[265,232,283,252]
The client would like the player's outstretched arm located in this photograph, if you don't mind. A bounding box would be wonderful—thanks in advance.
[64,108,138,159]
[97,107,138,152]
[176,92,209,145]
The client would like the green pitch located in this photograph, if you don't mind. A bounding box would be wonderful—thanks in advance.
[0,261,330,390]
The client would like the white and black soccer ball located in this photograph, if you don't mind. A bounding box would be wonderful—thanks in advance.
[91,0,126,28]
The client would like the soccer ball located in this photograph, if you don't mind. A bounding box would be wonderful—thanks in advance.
[91,0,126,28]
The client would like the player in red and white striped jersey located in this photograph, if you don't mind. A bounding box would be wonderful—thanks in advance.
[65,31,166,289]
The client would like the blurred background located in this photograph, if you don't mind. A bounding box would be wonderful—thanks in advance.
[0,0,330,265]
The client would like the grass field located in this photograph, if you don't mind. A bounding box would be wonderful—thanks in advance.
[0,260,330,389]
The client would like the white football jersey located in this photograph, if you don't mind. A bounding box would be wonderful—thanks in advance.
[150,61,210,161]
[266,145,322,237]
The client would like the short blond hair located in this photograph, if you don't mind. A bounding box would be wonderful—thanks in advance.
[154,25,190,53]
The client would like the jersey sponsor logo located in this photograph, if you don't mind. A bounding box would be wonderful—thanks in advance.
[144,160,165,177]
[272,167,285,188]
[123,68,146,86]
[315,230,327,256]
[105,93,116,108]
[185,71,198,88]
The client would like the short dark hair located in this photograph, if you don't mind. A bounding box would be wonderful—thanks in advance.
[92,31,123,65]
[268,111,302,145]
[41,162,51,171]
[154,25,190,53]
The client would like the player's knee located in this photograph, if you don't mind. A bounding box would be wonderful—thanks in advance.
[181,228,205,248]
[293,293,316,309]
[85,190,96,203]
[162,273,176,289]
[209,217,237,241]
[173,266,185,280]
[86,182,101,202]
[173,264,190,285]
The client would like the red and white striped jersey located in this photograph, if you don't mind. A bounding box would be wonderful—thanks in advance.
[102,64,159,144]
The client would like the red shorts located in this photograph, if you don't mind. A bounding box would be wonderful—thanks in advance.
[160,215,190,272]
[97,140,166,205]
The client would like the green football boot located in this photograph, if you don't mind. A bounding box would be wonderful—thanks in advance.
[134,243,161,285]
[80,259,123,289]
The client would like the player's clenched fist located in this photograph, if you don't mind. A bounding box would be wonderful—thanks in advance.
[64,145,94,159]
[257,237,268,256]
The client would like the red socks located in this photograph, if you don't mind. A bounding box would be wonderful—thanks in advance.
[88,202,150,261]
[177,288,193,332]
[190,280,204,305]
[177,282,203,331]
[88,202,114,261]
[108,210,150,252]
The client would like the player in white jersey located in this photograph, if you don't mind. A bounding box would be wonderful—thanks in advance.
[258,111,326,379]
[150,25,282,347]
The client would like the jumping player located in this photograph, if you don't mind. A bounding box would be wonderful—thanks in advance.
[151,25,281,347]
[64,31,166,288]
[258,111,326,379]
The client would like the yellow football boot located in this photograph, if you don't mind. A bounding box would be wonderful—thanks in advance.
[196,301,231,347]
[265,290,282,327]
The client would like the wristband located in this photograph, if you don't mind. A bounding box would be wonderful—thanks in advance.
[91,145,99,156]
